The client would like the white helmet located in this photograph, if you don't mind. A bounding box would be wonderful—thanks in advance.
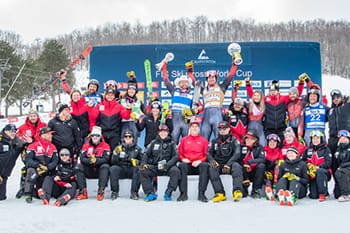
[174,75,192,88]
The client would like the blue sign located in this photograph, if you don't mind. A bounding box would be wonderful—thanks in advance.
[90,41,321,104]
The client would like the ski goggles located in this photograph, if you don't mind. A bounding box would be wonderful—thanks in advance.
[91,134,101,137]
[266,133,280,142]
[104,80,117,89]
[309,130,324,137]
[151,101,161,109]
[308,88,320,95]
[331,89,342,99]
[338,130,350,138]
[205,70,217,77]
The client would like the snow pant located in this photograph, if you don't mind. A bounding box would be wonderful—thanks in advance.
[110,165,140,194]
[121,121,139,143]
[243,163,265,196]
[334,167,350,196]
[140,165,180,195]
[264,128,286,148]
[178,162,209,195]
[0,176,8,200]
[171,112,189,144]
[201,107,223,141]
[308,168,331,199]
[276,177,307,199]
[209,162,243,195]
[248,121,266,146]
[103,133,120,153]
[304,129,325,147]
[24,167,48,197]
[40,176,77,200]
[75,163,110,190]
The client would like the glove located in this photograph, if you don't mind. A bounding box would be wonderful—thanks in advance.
[285,116,289,125]
[131,158,139,167]
[298,73,310,82]
[243,164,251,172]
[210,160,219,169]
[287,173,300,181]
[245,77,252,85]
[282,172,291,179]
[36,164,48,176]
[0,176,3,184]
[89,154,97,164]
[234,80,242,89]
[298,136,306,146]
[185,61,193,72]
[265,171,273,181]
[114,145,123,156]
[225,110,233,118]
[130,112,137,120]
[222,165,231,174]
[182,108,194,123]
[139,164,149,171]
[307,163,318,179]
[276,160,284,167]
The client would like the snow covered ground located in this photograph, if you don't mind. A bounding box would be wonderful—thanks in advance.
[1,74,350,233]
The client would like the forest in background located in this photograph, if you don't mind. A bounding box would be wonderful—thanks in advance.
[1,16,349,77]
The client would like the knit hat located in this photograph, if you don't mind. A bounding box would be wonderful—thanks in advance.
[289,87,299,96]
[91,126,102,136]
[269,80,279,92]
[287,146,299,156]
[28,108,39,116]
[3,123,17,132]
[127,79,138,92]
[151,99,162,111]
[284,127,296,138]
[58,104,70,114]
[59,148,71,156]
[234,98,244,106]
[39,127,54,136]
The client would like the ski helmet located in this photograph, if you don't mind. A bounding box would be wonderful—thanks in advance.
[88,79,100,91]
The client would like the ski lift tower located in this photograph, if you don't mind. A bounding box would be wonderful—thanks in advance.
[0,58,12,116]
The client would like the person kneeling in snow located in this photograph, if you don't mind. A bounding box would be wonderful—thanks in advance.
[273,146,309,206]
[37,148,77,206]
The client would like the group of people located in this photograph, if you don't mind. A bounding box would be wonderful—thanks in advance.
[1,57,350,208]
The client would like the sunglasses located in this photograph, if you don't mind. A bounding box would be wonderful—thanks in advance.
[124,135,133,138]
[60,153,70,157]
[91,134,101,137]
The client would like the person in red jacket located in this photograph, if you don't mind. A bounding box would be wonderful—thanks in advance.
[75,126,111,201]
[16,109,46,198]
[69,89,94,140]
[264,133,282,189]
[177,117,210,202]
[247,78,304,143]
[17,109,46,142]
[281,127,307,160]
[96,88,131,150]
[23,127,58,203]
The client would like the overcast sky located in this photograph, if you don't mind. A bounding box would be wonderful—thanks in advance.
[1,0,349,44]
